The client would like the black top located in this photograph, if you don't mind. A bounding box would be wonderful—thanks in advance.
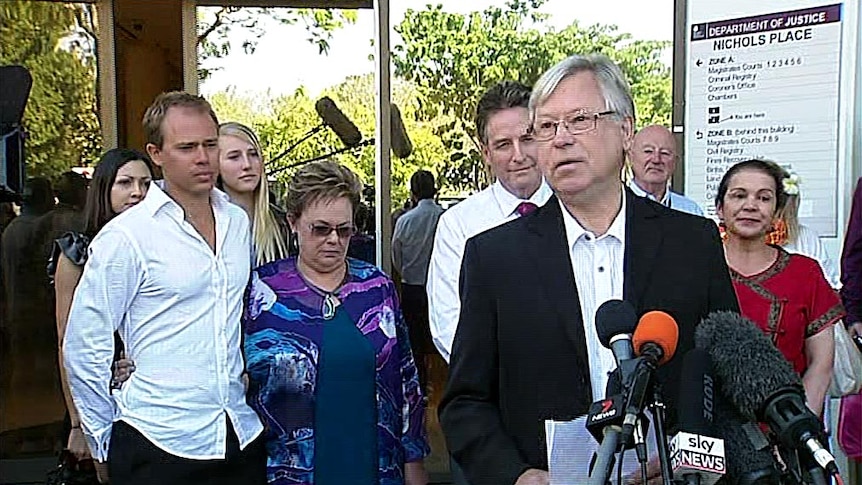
[47,231,90,282]
[439,189,741,485]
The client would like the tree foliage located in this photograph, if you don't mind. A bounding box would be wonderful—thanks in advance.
[209,75,450,207]
[393,0,671,192]
[0,1,101,180]
[198,7,357,81]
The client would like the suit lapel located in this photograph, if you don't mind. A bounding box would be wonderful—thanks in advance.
[525,196,589,368]
[623,189,663,311]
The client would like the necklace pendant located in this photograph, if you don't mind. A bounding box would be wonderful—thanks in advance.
[323,294,337,320]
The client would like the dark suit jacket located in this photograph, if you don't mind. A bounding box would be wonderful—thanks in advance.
[439,189,740,485]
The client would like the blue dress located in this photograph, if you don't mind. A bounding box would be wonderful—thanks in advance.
[244,257,428,485]
[314,305,376,485]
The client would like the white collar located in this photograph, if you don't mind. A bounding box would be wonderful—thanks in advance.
[491,180,552,217]
[559,188,627,249]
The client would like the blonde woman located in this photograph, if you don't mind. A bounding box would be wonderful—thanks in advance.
[218,121,289,266]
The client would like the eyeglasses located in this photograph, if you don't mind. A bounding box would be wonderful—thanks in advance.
[531,110,616,141]
[309,223,355,239]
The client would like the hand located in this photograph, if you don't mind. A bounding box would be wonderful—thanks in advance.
[111,351,135,389]
[94,460,109,484]
[847,321,862,340]
[624,456,662,485]
[514,468,549,485]
[404,461,428,485]
[66,427,91,461]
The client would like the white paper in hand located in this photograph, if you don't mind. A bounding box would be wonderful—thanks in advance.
[546,415,657,485]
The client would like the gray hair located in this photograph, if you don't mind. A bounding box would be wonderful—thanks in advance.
[529,54,635,125]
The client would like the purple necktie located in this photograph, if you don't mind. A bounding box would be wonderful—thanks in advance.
[516,201,538,216]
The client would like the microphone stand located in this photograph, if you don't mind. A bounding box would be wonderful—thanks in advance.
[269,124,327,166]
[648,383,673,485]
[268,139,375,176]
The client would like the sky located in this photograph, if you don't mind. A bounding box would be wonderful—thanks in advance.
[199,0,674,98]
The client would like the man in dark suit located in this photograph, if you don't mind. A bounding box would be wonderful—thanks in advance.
[439,54,740,485]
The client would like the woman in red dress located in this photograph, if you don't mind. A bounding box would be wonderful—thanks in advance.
[715,159,841,415]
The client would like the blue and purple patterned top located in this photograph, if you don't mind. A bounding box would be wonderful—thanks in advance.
[244,257,429,485]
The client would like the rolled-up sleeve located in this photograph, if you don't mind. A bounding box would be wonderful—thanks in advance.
[63,227,143,462]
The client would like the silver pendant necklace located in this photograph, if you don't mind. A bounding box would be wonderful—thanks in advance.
[297,257,348,320]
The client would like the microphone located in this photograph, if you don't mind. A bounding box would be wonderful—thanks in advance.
[632,311,678,367]
[390,103,413,159]
[620,311,679,444]
[587,371,623,485]
[669,348,726,485]
[315,97,363,148]
[717,402,780,485]
[695,311,839,477]
[595,299,639,385]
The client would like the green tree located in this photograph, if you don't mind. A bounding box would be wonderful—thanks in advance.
[393,0,671,192]
[0,1,102,179]
[209,75,450,208]
[198,7,357,81]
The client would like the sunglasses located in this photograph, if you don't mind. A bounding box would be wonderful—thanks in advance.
[309,223,355,239]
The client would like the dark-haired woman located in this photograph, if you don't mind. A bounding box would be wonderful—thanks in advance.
[715,158,840,415]
[51,148,153,460]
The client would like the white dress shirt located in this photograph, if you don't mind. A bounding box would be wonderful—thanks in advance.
[783,223,840,289]
[63,182,263,462]
[427,180,553,362]
[628,179,704,217]
[559,193,627,400]
[392,198,444,285]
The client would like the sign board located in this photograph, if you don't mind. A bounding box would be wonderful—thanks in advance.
[684,1,844,235]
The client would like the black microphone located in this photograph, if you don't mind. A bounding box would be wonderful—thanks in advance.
[669,348,726,485]
[595,299,639,385]
[390,103,413,159]
[695,311,839,477]
[715,399,780,485]
[315,97,363,148]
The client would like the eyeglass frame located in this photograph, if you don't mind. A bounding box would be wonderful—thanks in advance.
[308,223,356,239]
[530,110,617,141]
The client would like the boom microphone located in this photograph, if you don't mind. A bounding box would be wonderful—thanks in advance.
[315,96,363,148]
[390,103,413,159]
[695,311,839,477]
[669,348,725,485]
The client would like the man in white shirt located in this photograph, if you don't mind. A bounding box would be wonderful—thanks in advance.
[63,92,265,485]
[439,55,738,485]
[392,169,443,393]
[627,124,704,216]
[427,81,552,363]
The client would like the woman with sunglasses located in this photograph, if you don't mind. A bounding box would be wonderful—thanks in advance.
[244,160,429,485]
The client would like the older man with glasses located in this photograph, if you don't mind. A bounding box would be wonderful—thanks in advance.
[438,55,739,485]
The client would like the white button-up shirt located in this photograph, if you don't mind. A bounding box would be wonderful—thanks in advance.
[392,198,444,285]
[559,192,626,400]
[63,182,263,462]
[427,181,553,362]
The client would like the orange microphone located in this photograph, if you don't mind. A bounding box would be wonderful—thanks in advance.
[619,311,680,445]
[632,310,679,366]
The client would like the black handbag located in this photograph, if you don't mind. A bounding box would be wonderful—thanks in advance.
[45,450,100,485]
